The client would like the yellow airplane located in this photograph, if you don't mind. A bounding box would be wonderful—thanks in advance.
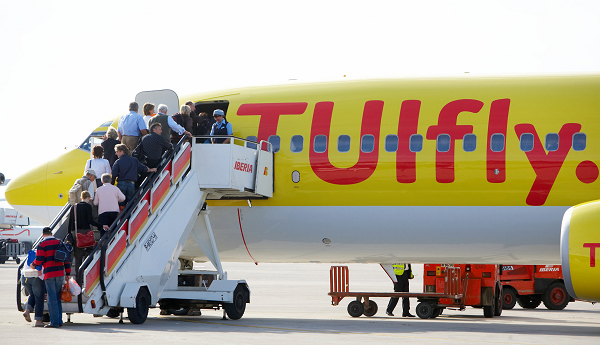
[5,75,600,303]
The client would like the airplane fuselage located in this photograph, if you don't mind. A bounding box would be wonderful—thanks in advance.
[6,76,600,264]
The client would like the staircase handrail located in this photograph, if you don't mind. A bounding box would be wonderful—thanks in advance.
[76,134,191,312]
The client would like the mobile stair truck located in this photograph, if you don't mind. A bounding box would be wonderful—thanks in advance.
[17,132,274,324]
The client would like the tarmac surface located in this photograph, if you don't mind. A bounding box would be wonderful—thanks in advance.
[1,260,599,344]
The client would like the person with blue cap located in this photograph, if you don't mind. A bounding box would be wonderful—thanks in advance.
[210,109,233,144]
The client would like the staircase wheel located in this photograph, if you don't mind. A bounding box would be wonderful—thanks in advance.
[224,285,248,320]
[127,288,150,324]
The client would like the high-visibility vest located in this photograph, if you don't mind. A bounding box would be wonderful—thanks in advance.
[393,264,406,275]
[393,264,414,278]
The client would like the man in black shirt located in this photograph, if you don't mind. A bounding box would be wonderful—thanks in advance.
[141,123,173,168]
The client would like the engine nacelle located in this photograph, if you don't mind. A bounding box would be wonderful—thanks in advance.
[561,201,600,302]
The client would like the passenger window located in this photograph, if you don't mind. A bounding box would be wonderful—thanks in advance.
[573,132,587,151]
[338,135,351,153]
[314,135,327,153]
[490,133,505,152]
[409,134,423,153]
[268,135,280,153]
[361,135,375,153]
[520,133,534,152]
[385,135,398,152]
[463,134,477,152]
[545,133,559,152]
[99,121,113,127]
[290,135,303,153]
[246,136,257,149]
[437,134,450,153]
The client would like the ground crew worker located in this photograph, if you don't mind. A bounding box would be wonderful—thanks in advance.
[210,109,232,144]
[386,263,415,317]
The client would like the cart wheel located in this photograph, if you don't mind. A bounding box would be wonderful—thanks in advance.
[483,300,495,318]
[416,302,434,319]
[542,282,569,310]
[517,295,542,309]
[363,300,378,317]
[494,291,502,316]
[431,307,442,318]
[347,300,364,317]
[502,288,517,309]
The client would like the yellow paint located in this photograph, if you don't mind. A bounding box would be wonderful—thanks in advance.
[568,200,600,301]
[6,76,600,209]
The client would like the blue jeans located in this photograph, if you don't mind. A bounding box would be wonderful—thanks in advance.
[21,275,46,321]
[117,180,135,206]
[44,277,64,327]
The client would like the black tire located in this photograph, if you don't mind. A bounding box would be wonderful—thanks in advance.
[127,288,150,324]
[416,302,434,319]
[543,282,569,310]
[517,295,542,309]
[43,313,50,322]
[494,291,503,317]
[431,307,442,318]
[502,288,517,309]
[15,257,20,264]
[347,300,364,317]
[169,308,191,316]
[106,308,122,318]
[483,294,495,318]
[363,300,378,317]
[224,285,248,320]
[0,256,6,264]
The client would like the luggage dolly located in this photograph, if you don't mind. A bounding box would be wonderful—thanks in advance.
[328,265,472,319]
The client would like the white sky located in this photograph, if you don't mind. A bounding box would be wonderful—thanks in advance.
[1,0,599,179]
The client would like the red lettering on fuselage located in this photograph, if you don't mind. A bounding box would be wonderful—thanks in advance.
[309,101,383,185]
[396,100,421,183]
[583,243,600,267]
[514,123,581,206]
[426,99,484,183]
[237,103,308,142]
[487,99,510,183]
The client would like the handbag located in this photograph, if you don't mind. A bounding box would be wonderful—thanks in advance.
[74,204,96,248]
[60,280,72,302]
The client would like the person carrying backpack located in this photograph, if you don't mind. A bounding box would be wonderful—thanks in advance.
[21,248,46,327]
[31,227,72,328]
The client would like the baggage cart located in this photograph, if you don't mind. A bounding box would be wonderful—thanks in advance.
[329,264,503,319]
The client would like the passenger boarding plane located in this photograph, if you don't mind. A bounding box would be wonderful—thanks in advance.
[5,75,600,304]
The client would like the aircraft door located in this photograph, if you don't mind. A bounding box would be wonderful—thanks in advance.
[90,137,104,158]
[135,89,179,117]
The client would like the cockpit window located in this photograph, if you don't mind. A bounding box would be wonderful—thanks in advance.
[78,131,107,152]
[79,135,93,152]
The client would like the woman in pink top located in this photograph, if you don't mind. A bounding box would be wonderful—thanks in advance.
[93,173,125,237]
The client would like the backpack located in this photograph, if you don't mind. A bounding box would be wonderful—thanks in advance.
[68,183,82,205]
[54,240,73,263]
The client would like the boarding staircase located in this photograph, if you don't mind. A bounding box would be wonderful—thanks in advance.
[18,135,274,323]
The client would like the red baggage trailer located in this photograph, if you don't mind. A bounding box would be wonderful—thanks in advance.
[500,265,572,310]
[329,264,503,319]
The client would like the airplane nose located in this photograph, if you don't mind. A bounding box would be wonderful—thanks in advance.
[5,162,49,223]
